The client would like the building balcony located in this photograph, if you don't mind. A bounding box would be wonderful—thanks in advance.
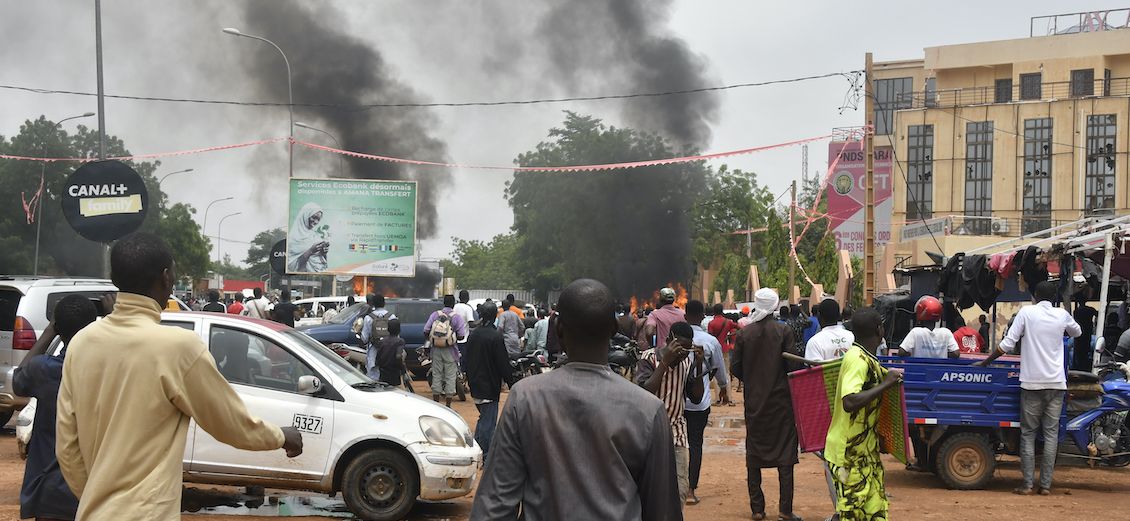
[893,77,1130,110]
[898,213,1114,241]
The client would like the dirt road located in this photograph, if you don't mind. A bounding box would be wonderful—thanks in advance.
[2,381,1128,520]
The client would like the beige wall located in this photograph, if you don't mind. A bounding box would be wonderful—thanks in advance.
[925,30,1130,70]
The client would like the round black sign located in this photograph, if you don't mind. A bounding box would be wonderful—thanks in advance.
[61,160,149,242]
[270,239,287,275]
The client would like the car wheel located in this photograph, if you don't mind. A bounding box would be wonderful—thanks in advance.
[935,432,994,490]
[0,410,12,429]
[342,448,419,521]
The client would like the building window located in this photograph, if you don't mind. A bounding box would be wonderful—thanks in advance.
[906,124,934,220]
[1020,73,1042,100]
[1072,69,1095,97]
[874,77,913,135]
[995,79,1013,103]
[1086,114,1117,215]
[925,77,937,107]
[963,122,993,234]
[1023,118,1053,234]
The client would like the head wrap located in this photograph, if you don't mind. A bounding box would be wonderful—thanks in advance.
[751,288,779,323]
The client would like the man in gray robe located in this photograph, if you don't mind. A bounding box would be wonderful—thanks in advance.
[472,279,683,521]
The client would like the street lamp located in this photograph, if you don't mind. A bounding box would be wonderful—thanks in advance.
[158,168,194,185]
[296,121,345,177]
[215,212,243,265]
[223,27,293,178]
[33,112,95,276]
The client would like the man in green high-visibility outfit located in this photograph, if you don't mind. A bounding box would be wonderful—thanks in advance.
[824,307,903,520]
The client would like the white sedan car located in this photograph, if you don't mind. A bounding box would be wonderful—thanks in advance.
[160,312,481,520]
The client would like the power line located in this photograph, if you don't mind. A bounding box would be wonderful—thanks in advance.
[0,71,861,111]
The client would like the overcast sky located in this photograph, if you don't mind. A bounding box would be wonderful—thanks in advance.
[0,0,1085,270]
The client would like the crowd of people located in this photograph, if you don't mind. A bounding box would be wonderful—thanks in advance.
[10,232,1093,520]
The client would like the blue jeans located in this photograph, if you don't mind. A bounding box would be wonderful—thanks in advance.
[1020,389,1064,490]
[475,401,500,456]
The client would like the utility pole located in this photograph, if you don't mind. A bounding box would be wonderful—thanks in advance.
[863,52,876,305]
[94,0,111,278]
[788,180,797,300]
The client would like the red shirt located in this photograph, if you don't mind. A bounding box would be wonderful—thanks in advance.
[708,315,738,353]
[227,301,245,315]
[953,326,984,354]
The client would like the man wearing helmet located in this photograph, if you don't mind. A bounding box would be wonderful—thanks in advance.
[898,295,960,359]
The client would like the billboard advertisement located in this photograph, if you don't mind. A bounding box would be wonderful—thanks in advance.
[825,141,892,256]
[287,178,417,277]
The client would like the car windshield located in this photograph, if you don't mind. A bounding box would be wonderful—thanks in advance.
[281,329,372,386]
[326,303,368,325]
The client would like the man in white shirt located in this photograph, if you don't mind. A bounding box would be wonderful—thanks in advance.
[683,300,730,506]
[452,290,477,361]
[241,288,270,319]
[805,299,855,362]
[977,281,1080,495]
[898,295,959,359]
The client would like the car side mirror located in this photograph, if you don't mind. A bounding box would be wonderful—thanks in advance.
[298,375,322,395]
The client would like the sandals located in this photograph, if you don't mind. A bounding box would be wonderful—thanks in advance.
[778,515,804,521]
[1038,488,1051,496]
[753,514,766,521]
[1012,487,1034,496]
[685,494,701,506]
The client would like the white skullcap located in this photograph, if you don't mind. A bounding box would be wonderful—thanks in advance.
[751,288,779,323]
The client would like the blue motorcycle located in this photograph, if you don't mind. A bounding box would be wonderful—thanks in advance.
[1065,362,1130,467]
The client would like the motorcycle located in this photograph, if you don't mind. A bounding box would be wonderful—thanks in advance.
[608,334,640,380]
[415,345,468,401]
[509,348,550,383]
[1065,362,1130,467]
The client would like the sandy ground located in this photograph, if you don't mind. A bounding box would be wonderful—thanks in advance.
[2,379,1129,520]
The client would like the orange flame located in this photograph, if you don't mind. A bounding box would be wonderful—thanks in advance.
[349,277,400,299]
[630,282,688,314]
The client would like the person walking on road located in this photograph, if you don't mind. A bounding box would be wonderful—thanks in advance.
[463,302,515,457]
[241,287,269,319]
[825,307,902,520]
[496,296,525,355]
[683,300,731,506]
[636,321,706,505]
[55,233,302,521]
[13,294,99,521]
[201,290,226,313]
[452,290,477,360]
[804,298,853,519]
[424,294,469,406]
[373,319,407,387]
[472,279,684,520]
[730,288,801,521]
[643,287,685,348]
[361,294,397,381]
[977,281,1081,495]
[271,289,299,327]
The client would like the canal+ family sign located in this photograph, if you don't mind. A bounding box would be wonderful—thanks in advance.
[61,160,149,242]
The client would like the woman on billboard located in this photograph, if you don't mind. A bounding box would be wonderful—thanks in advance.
[288,202,330,273]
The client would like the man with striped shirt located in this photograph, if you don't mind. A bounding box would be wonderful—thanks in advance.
[636,321,706,504]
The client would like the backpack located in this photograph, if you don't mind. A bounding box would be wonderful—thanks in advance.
[430,311,457,348]
[368,311,391,345]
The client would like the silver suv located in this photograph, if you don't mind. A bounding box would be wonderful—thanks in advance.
[0,277,122,426]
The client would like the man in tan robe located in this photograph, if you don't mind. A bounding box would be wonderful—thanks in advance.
[57,233,303,520]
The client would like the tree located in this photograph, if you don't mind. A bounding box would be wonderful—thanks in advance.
[213,254,255,280]
[244,228,286,279]
[0,117,208,278]
[156,203,212,280]
[440,233,526,289]
[507,112,709,300]
[690,166,774,296]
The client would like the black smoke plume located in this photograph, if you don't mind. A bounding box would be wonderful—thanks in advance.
[536,0,720,148]
[238,0,450,239]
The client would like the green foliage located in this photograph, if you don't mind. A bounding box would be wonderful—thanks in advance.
[440,233,525,289]
[0,116,207,278]
[157,203,212,279]
[213,253,255,280]
[507,112,708,299]
[243,227,286,279]
[690,165,774,297]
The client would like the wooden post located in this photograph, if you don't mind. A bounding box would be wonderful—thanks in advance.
[788,180,797,296]
[864,52,876,305]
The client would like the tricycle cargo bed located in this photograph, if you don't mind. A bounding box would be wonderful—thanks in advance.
[881,357,1022,428]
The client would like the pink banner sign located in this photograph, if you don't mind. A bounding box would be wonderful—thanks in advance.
[825,141,892,256]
